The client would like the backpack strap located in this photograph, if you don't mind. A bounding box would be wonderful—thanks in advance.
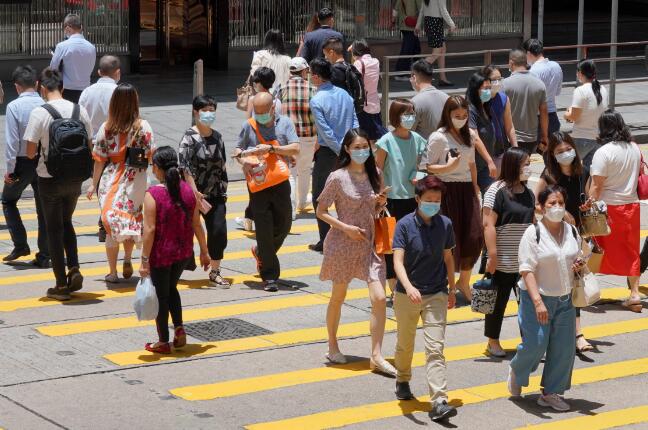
[535,222,578,244]
[41,104,62,120]
[71,103,80,121]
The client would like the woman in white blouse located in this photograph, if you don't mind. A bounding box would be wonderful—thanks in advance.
[507,186,584,412]
[249,29,291,94]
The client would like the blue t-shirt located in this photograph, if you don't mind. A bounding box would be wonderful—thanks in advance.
[392,211,455,296]
[375,131,427,200]
[236,115,299,150]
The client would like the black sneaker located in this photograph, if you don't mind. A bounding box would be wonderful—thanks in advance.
[67,267,84,292]
[263,280,279,292]
[429,400,456,422]
[31,254,51,268]
[46,286,71,301]
[3,247,30,262]
[395,381,414,400]
[308,242,323,253]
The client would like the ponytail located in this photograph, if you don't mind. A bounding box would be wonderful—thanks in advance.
[152,146,188,215]
[577,59,602,106]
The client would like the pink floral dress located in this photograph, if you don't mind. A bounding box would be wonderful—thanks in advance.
[92,120,155,244]
[318,168,386,284]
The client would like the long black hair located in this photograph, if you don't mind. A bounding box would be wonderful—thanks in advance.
[598,109,633,144]
[499,147,529,189]
[541,131,584,184]
[466,72,490,118]
[577,59,602,106]
[153,146,187,214]
[263,29,286,55]
[335,128,381,193]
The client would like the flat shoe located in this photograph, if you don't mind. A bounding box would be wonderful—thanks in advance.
[105,273,119,284]
[145,342,171,354]
[487,344,507,358]
[326,351,347,364]
[622,299,642,313]
[122,261,133,279]
[370,358,397,377]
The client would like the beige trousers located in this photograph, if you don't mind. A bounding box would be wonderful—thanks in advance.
[394,291,449,403]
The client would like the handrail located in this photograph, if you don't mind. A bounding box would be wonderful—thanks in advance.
[381,40,648,124]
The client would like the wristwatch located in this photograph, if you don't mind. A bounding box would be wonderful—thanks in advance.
[269,146,275,154]
[141,255,149,263]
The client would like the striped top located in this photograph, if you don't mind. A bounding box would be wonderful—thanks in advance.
[483,181,535,273]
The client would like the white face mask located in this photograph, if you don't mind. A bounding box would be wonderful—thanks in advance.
[555,149,576,166]
[519,166,531,181]
[451,118,467,130]
[544,206,566,222]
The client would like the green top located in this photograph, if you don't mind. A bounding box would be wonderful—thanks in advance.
[395,0,422,31]
[376,131,427,199]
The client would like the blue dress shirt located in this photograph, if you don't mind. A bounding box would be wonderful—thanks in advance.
[530,58,563,114]
[4,91,44,173]
[50,34,97,91]
[310,82,359,155]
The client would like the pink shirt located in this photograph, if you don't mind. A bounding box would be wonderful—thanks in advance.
[354,55,381,115]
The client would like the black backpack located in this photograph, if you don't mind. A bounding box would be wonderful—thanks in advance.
[41,104,92,181]
[344,63,366,113]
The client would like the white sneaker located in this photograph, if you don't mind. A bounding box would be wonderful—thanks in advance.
[537,393,570,411]
[507,366,521,397]
[235,217,254,232]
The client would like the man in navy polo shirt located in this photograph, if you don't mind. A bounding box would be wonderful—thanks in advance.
[392,175,457,423]
[299,7,344,63]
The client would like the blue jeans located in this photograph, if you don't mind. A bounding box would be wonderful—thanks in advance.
[510,289,576,395]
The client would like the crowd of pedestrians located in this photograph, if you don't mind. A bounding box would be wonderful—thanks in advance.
[0,7,645,425]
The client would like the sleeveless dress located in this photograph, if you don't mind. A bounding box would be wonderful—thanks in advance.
[318,169,386,284]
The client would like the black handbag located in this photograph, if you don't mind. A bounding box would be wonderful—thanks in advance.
[125,122,148,169]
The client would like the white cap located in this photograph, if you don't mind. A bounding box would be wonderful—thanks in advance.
[290,57,309,72]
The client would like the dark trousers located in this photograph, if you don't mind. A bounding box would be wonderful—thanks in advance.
[151,258,188,343]
[518,141,538,156]
[395,30,421,72]
[312,146,338,244]
[641,239,648,273]
[1,157,48,257]
[484,271,519,339]
[202,196,227,261]
[62,89,82,104]
[249,180,292,281]
[385,198,418,278]
[38,177,82,287]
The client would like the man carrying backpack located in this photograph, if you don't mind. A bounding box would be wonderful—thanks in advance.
[25,68,93,301]
[323,38,365,114]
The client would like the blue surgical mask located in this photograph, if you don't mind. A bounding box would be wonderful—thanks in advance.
[419,201,441,217]
[400,114,416,130]
[255,112,272,125]
[199,111,216,126]
[479,89,492,103]
[350,148,370,164]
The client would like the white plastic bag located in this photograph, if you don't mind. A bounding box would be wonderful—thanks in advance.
[133,277,159,321]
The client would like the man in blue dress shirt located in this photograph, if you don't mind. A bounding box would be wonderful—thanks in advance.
[50,14,96,103]
[2,66,49,267]
[308,58,358,252]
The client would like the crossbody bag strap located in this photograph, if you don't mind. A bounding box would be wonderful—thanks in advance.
[246,117,279,147]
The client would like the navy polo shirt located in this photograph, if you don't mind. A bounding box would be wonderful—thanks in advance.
[392,211,456,296]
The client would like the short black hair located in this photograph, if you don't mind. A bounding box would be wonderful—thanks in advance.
[323,37,344,55]
[39,67,63,91]
[318,7,334,22]
[411,59,434,82]
[523,38,544,56]
[12,65,38,88]
[251,67,276,91]
[598,109,633,144]
[351,39,371,57]
[509,49,527,67]
[310,58,332,81]
[192,94,217,112]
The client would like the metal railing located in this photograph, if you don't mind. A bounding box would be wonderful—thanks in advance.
[381,40,648,124]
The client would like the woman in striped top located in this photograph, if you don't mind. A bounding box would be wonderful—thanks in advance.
[482,147,535,357]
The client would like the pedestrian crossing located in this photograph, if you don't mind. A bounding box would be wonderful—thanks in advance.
[1,180,648,429]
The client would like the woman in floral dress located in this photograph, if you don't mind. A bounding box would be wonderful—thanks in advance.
[316,128,396,377]
[87,83,155,283]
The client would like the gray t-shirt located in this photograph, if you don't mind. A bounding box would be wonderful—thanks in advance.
[236,115,299,150]
[502,71,547,143]
[411,86,449,139]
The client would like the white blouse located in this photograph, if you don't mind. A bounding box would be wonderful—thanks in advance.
[518,222,581,297]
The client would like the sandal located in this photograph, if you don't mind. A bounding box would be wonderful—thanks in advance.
[173,326,187,348]
[622,299,643,313]
[145,342,171,354]
[104,273,119,283]
[576,334,593,353]
[123,261,133,279]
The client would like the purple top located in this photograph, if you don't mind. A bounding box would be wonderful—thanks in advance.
[147,181,196,268]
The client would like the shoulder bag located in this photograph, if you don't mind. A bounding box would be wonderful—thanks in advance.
[236,77,255,111]
[125,121,149,169]
[579,200,611,238]
[572,267,601,307]
[635,143,648,200]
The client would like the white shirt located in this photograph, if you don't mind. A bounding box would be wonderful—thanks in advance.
[79,77,118,139]
[50,34,97,91]
[518,222,581,297]
[249,50,292,93]
[590,141,640,205]
[423,128,475,183]
[23,98,93,178]
[570,83,608,140]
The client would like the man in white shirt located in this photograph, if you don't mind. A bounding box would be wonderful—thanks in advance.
[50,14,96,104]
[79,55,120,141]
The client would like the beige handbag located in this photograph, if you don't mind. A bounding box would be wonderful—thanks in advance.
[572,268,601,307]
[579,202,611,238]
[236,79,255,111]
